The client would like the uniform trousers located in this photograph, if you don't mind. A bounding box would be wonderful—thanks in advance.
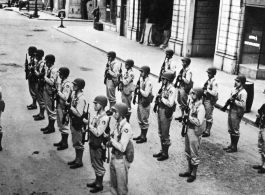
[137,103,150,129]
[90,147,106,176]
[70,123,84,150]
[157,107,172,146]
[121,92,132,110]
[177,87,188,110]
[28,79,37,101]
[204,100,214,123]
[185,129,201,165]
[57,104,69,134]
[258,128,265,158]
[228,109,242,136]
[35,83,45,109]
[44,89,56,120]
[106,79,117,105]
[110,154,130,195]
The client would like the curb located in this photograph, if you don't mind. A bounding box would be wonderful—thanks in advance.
[53,27,257,127]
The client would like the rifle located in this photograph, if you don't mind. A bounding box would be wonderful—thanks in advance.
[104,61,110,85]
[153,84,164,113]
[82,103,90,145]
[158,57,166,83]
[133,76,141,105]
[181,99,190,137]
[117,63,123,91]
[220,88,240,112]
[25,54,29,80]
[38,65,46,90]
[174,69,183,88]
[105,117,111,163]
[62,95,72,126]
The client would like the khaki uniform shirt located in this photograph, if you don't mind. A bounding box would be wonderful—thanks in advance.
[90,112,109,137]
[161,83,176,107]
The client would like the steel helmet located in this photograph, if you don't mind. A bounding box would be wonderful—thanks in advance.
[28,46,37,53]
[125,59,134,68]
[45,54,55,63]
[107,51,116,58]
[235,75,246,85]
[191,87,204,99]
[206,67,217,75]
[59,67,70,78]
[165,49,174,56]
[93,95,108,107]
[72,78,85,90]
[36,49,44,58]
[161,71,176,82]
[140,65,150,75]
[111,102,128,117]
[181,57,191,65]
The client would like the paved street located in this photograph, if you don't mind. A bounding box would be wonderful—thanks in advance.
[0,9,265,195]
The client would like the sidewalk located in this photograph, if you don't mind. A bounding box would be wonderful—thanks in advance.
[11,9,265,125]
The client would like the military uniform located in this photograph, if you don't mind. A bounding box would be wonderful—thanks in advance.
[121,68,134,110]
[106,60,120,108]
[177,67,192,110]
[164,58,177,73]
[89,112,109,182]
[185,99,205,166]
[203,78,218,136]
[44,65,58,121]
[157,83,176,159]
[228,86,247,137]
[110,118,133,195]
[28,56,38,107]
[34,59,46,114]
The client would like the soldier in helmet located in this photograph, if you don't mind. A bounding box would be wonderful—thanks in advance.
[33,49,46,121]
[84,95,110,193]
[164,49,177,73]
[223,75,247,153]
[179,87,205,183]
[133,66,153,144]
[67,78,86,169]
[153,71,176,161]
[104,51,120,113]
[53,67,72,151]
[41,54,59,134]
[109,102,133,195]
[201,67,218,137]
[175,57,193,121]
[27,46,38,110]
[121,59,135,122]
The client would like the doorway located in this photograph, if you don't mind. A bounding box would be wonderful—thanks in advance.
[119,0,127,36]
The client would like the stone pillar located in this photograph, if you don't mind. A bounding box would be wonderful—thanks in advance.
[168,0,187,56]
[127,0,140,41]
[214,0,244,74]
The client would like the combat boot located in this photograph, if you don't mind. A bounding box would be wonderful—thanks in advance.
[187,165,198,183]
[202,122,212,137]
[157,145,169,161]
[27,100,37,110]
[43,119,55,134]
[136,129,148,144]
[133,129,143,141]
[153,141,163,158]
[54,133,63,147]
[226,136,239,153]
[41,118,50,132]
[57,134,68,151]
[67,149,77,166]
[87,176,98,188]
[0,131,3,151]
[179,161,192,177]
[223,134,233,150]
[70,149,83,169]
[90,175,104,193]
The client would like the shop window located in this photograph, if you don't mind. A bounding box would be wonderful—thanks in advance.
[242,7,265,69]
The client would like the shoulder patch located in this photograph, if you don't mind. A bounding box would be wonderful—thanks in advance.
[102,121,106,125]
[124,129,128,133]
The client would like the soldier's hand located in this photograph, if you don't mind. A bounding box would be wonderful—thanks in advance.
[65,101,70,106]
[83,118,88,124]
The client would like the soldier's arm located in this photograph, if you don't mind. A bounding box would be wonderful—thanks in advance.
[123,72,134,86]
[162,88,176,107]
[235,91,247,108]
[189,105,205,126]
[140,80,152,97]
[108,62,119,78]
[111,127,131,152]
[71,99,85,117]
[90,116,109,137]
[182,69,192,84]
[207,80,218,96]
[45,68,58,86]
[58,83,72,101]
[170,60,177,73]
